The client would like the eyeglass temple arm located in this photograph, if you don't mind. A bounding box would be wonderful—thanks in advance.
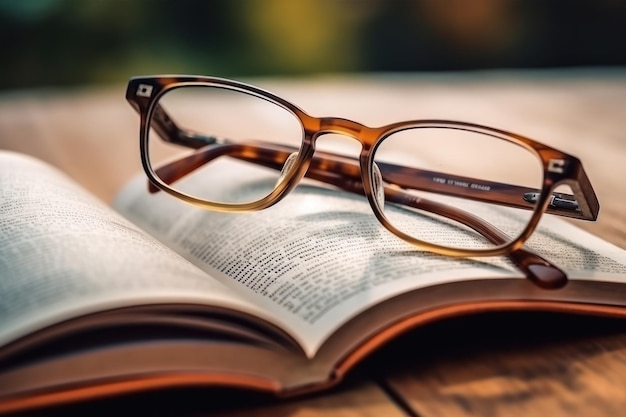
[151,142,567,289]
[377,162,595,221]
[152,129,595,222]
[136,101,596,221]
[133,99,597,221]
[304,151,593,220]
[127,100,218,150]
[383,186,568,290]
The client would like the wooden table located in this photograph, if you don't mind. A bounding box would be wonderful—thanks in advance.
[1,69,625,416]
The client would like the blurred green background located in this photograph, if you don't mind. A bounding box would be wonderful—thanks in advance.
[2,0,626,91]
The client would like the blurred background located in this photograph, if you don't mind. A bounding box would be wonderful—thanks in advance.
[1,0,626,91]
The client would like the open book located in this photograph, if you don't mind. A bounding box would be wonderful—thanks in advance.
[1,150,626,414]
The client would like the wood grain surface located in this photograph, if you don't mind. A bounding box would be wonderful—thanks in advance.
[1,69,625,416]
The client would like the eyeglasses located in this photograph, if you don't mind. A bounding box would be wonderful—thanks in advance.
[126,75,599,289]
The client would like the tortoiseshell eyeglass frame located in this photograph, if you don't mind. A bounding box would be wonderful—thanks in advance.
[126,75,600,289]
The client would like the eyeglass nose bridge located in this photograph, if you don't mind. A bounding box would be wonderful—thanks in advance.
[312,117,383,149]
[302,116,386,210]
[306,116,383,187]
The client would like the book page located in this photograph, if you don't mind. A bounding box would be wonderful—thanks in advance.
[0,151,275,349]
[115,158,626,356]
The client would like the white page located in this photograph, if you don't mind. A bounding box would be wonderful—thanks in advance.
[0,151,275,349]
[111,155,622,357]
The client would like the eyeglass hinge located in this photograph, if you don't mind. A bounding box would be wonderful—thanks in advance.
[523,192,580,211]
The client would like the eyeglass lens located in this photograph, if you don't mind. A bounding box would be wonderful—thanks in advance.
[148,84,549,251]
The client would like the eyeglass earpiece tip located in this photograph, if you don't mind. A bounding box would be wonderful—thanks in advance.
[527,264,568,289]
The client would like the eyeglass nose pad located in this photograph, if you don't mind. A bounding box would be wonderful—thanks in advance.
[276,152,300,187]
[371,162,385,208]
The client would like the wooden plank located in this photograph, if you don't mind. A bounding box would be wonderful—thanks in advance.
[0,71,625,416]
[0,88,140,202]
[380,314,626,417]
[375,71,626,417]
[1,72,623,246]
[15,381,408,417]
[207,381,409,417]
[0,83,411,416]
